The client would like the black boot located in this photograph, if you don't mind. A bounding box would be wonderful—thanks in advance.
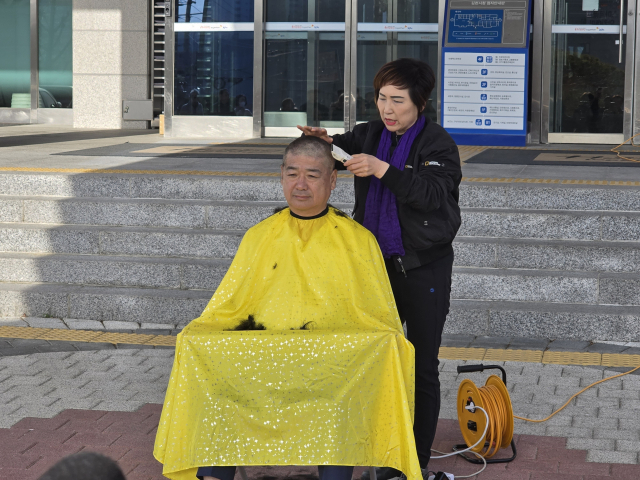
[360,467,403,480]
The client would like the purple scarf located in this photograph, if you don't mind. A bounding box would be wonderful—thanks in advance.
[363,115,426,258]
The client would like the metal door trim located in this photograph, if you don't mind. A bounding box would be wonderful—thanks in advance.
[541,0,636,144]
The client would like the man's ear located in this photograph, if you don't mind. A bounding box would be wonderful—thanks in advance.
[330,168,337,190]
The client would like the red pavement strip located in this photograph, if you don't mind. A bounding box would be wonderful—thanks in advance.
[1,405,639,480]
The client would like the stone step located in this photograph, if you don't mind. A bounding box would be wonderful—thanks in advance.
[2,223,639,272]
[2,195,640,241]
[460,182,640,211]
[2,252,637,308]
[452,267,640,307]
[2,172,640,211]
[459,208,640,241]
[0,252,230,290]
[447,299,640,342]
[0,281,637,341]
[0,223,243,258]
[0,282,210,326]
[453,237,640,273]
[0,173,355,202]
[0,196,352,230]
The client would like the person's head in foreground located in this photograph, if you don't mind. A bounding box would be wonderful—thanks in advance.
[373,58,435,135]
[281,136,337,217]
[38,452,126,480]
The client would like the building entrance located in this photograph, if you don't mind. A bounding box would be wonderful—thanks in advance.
[261,0,439,137]
[539,0,636,144]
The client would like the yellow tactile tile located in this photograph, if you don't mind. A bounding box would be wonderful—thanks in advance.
[484,348,544,363]
[439,347,486,361]
[601,353,640,368]
[97,332,156,345]
[2,327,640,368]
[0,326,40,339]
[146,335,178,347]
[36,329,102,342]
[542,351,602,366]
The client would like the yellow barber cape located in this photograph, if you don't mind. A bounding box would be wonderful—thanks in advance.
[154,207,421,480]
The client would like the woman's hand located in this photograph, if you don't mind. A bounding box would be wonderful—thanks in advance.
[296,125,333,144]
[345,154,389,179]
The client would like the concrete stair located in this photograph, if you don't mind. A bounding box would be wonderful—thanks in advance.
[0,173,639,341]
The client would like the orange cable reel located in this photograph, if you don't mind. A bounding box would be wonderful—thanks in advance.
[456,374,514,459]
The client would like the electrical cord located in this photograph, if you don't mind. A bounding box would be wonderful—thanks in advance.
[429,449,487,479]
[426,405,489,479]
[514,363,640,422]
[431,405,490,459]
[611,132,640,163]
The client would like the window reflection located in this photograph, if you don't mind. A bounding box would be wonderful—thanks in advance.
[176,0,253,23]
[264,33,345,128]
[356,35,438,123]
[174,32,254,116]
[39,0,73,108]
[356,0,438,24]
[0,0,30,108]
[266,0,345,22]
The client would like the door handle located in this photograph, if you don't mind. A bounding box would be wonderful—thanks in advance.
[619,0,624,63]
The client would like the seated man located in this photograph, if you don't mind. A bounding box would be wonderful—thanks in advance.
[154,136,421,480]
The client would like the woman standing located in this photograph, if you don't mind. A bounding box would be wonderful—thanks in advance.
[298,58,462,479]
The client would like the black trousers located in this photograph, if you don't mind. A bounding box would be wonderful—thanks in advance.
[385,252,453,468]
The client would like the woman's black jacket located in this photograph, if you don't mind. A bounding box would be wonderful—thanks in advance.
[331,117,462,271]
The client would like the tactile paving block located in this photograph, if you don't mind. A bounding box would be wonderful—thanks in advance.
[36,329,103,342]
[438,347,486,361]
[483,348,543,363]
[145,335,177,347]
[0,326,40,339]
[601,353,640,368]
[542,351,602,366]
[96,332,156,345]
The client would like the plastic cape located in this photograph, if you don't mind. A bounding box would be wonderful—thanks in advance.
[153,207,421,480]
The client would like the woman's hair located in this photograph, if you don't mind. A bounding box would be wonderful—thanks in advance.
[373,58,435,112]
[37,452,126,480]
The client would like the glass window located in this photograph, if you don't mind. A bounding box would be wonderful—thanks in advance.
[264,0,346,130]
[0,0,30,108]
[266,0,345,22]
[174,32,254,116]
[396,0,438,23]
[176,0,253,23]
[39,0,73,108]
[356,0,438,26]
[356,0,439,123]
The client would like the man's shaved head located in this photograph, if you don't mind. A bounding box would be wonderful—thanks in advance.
[283,136,335,171]
[280,136,337,217]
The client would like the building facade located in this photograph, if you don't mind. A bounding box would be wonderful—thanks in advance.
[0,0,637,144]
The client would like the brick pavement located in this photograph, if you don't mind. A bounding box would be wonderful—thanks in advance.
[2,408,640,480]
[1,349,640,479]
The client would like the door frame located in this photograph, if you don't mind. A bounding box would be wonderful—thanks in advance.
[538,0,636,144]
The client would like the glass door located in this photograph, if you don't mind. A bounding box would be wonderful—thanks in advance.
[544,0,635,143]
[350,0,439,128]
[261,0,441,136]
[263,0,347,137]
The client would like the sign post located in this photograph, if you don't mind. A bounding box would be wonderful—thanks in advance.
[441,0,532,146]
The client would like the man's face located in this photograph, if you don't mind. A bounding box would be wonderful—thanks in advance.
[281,154,337,217]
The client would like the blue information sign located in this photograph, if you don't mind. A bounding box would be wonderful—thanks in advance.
[441,0,532,146]
[447,9,504,44]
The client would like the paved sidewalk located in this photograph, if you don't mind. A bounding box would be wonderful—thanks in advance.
[3,124,640,182]
[1,347,639,479]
